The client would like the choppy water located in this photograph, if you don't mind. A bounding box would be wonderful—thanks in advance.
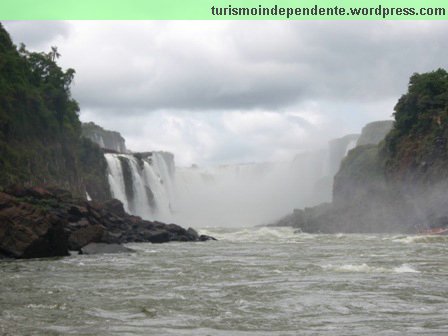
[1,227,447,335]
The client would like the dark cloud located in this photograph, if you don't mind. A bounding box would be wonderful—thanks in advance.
[5,21,448,114]
[3,21,448,165]
[51,21,448,115]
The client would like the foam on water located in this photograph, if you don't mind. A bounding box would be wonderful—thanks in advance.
[391,235,448,244]
[322,263,420,274]
[393,264,420,273]
[199,226,309,243]
[1,229,446,336]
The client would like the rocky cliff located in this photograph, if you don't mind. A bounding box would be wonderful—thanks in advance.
[272,69,448,233]
[356,120,394,146]
[0,23,111,201]
[82,122,127,153]
[327,134,360,176]
[0,186,214,259]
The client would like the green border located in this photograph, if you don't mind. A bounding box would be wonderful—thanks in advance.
[0,0,447,19]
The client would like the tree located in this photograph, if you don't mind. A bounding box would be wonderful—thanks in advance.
[49,46,60,62]
[386,68,448,154]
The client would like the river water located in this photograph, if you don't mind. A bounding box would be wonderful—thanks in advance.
[1,227,447,335]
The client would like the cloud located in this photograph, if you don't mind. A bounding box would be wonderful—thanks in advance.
[2,21,71,50]
[3,21,448,165]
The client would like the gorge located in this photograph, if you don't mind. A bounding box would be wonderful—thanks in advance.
[1,21,448,336]
[1,19,447,258]
[84,122,380,228]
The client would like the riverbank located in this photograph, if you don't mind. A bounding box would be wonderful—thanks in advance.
[0,186,214,259]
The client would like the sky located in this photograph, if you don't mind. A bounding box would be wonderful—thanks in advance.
[4,21,448,166]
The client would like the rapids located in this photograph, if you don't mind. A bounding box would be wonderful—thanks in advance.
[1,228,447,335]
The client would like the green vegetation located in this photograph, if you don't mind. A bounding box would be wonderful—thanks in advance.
[308,69,448,232]
[385,69,448,183]
[0,23,110,200]
[335,69,448,206]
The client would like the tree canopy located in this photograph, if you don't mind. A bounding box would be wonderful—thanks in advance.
[387,69,448,152]
[0,23,109,199]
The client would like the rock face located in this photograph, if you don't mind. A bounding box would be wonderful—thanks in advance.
[269,116,439,233]
[0,191,69,258]
[328,134,360,177]
[0,24,111,202]
[0,187,214,259]
[356,120,394,146]
[82,122,127,153]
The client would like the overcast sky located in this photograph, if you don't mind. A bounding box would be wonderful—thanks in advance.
[4,21,448,166]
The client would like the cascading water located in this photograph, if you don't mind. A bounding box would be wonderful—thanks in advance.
[344,138,358,156]
[105,152,174,222]
[104,139,361,227]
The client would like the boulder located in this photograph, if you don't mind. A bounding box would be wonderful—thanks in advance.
[141,229,171,243]
[0,192,69,258]
[199,235,217,241]
[68,224,105,250]
[103,199,126,217]
[186,227,199,240]
[0,187,215,259]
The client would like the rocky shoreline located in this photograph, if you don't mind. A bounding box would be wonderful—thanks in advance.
[0,187,215,259]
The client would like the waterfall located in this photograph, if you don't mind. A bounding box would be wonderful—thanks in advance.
[105,152,174,221]
[344,138,358,156]
[104,146,357,227]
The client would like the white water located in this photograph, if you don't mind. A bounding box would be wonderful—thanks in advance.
[344,138,358,156]
[103,139,360,227]
[105,154,130,212]
[105,153,174,221]
[2,230,447,335]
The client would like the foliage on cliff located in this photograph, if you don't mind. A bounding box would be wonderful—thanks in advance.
[332,69,448,231]
[385,68,448,184]
[0,23,110,200]
[274,69,448,233]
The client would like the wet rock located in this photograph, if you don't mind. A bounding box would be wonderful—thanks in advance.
[0,192,69,258]
[68,224,104,250]
[141,229,170,243]
[68,205,88,219]
[80,243,134,255]
[5,186,53,199]
[186,228,199,241]
[103,198,126,217]
[0,187,216,259]
[199,235,217,241]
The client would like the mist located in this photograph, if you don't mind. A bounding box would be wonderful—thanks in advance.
[171,154,328,228]
[102,132,361,228]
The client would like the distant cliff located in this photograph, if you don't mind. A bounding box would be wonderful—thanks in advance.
[82,122,127,153]
[328,134,360,176]
[272,69,448,233]
[356,120,393,146]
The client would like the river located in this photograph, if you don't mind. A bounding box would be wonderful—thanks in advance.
[1,227,447,335]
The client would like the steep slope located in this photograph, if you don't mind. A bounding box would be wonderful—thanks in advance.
[273,69,448,233]
[356,120,393,146]
[0,23,110,200]
[82,122,127,153]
